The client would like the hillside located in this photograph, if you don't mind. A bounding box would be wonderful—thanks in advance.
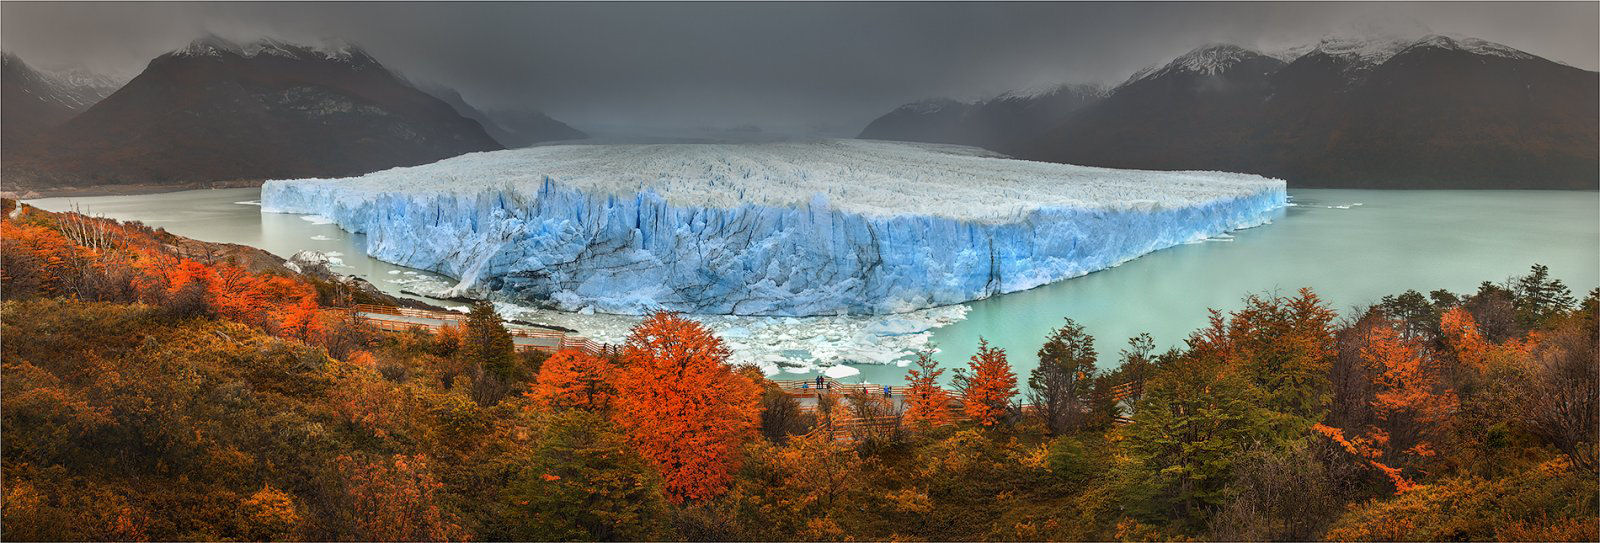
[424,84,587,148]
[1031,36,1598,189]
[0,53,123,149]
[858,84,1105,155]
[3,200,1595,539]
[864,34,1599,189]
[2,36,501,190]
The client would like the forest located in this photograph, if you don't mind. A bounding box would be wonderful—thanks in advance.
[2,200,1596,541]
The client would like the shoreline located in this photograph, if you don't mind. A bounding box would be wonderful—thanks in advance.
[2,179,265,200]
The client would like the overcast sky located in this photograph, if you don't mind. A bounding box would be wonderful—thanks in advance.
[4,1,1596,135]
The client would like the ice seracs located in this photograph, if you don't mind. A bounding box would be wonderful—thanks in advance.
[262,140,1286,316]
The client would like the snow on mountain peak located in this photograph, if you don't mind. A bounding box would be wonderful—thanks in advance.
[1299,31,1538,75]
[2,52,125,109]
[1122,43,1275,87]
[172,34,376,65]
[993,82,1107,102]
[1406,35,1536,61]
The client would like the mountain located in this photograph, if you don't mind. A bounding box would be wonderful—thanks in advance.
[858,83,1105,154]
[486,109,587,147]
[3,36,502,189]
[1024,44,1290,175]
[1,53,124,149]
[423,85,586,148]
[1024,35,1597,189]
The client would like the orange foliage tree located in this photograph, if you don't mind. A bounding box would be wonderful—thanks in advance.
[903,349,954,428]
[528,348,616,411]
[1187,288,1337,424]
[2,205,328,341]
[1439,306,1530,373]
[1315,319,1458,493]
[961,339,1017,427]
[279,294,324,341]
[338,454,470,541]
[611,312,761,503]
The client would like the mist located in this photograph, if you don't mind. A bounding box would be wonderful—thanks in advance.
[3,1,1595,135]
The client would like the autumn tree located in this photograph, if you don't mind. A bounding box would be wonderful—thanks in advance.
[279,294,323,341]
[1316,318,1458,493]
[527,348,616,411]
[845,387,901,446]
[736,431,866,540]
[957,338,1017,427]
[240,485,303,541]
[461,302,518,405]
[503,410,666,541]
[758,382,810,443]
[1029,318,1097,435]
[1519,304,1598,471]
[902,349,954,429]
[1118,354,1271,528]
[338,454,471,541]
[1362,322,1456,474]
[1187,288,1337,430]
[611,312,761,503]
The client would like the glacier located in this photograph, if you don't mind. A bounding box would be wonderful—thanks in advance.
[261,139,1286,316]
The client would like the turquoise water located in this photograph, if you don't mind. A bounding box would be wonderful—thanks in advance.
[28,188,1599,386]
[26,188,455,306]
[842,190,1599,384]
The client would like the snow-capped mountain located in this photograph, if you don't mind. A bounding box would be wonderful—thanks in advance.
[857,83,1105,155]
[422,84,587,148]
[862,30,1595,188]
[172,34,377,66]
[3,36,502,189]
[1118,43,1286,88]
[1,53,125,148]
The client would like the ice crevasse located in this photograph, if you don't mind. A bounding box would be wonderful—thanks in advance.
[261,139,1287,316]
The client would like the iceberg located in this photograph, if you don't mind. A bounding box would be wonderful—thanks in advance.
[261,139,1286,316]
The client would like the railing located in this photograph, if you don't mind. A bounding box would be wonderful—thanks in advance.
[343,304,615,356]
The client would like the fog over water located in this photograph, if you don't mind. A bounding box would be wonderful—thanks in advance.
[3,2,1596,135]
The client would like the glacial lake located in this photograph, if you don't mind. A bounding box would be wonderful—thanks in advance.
[27,188,1599,386]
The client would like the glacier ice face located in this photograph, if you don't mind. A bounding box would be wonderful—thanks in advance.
[261,139,1286,316]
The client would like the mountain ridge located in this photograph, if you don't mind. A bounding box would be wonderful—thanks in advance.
[860,33,1598,189]
[3,36,504,190]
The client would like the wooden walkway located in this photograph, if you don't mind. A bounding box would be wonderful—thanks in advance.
[344,304,615,356]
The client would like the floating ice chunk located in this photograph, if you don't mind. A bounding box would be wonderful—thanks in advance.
[299,215,335,225]
[234,200,262,206]
[310,235,332,241]
[262,140,1286,316]
[823,365,862,378]
[387,270,401,275]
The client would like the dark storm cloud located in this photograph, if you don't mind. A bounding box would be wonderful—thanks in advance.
[3,2,1596,135]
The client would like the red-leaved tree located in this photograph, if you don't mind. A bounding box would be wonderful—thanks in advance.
[611,312,760,503]
[961,339,1017,427]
